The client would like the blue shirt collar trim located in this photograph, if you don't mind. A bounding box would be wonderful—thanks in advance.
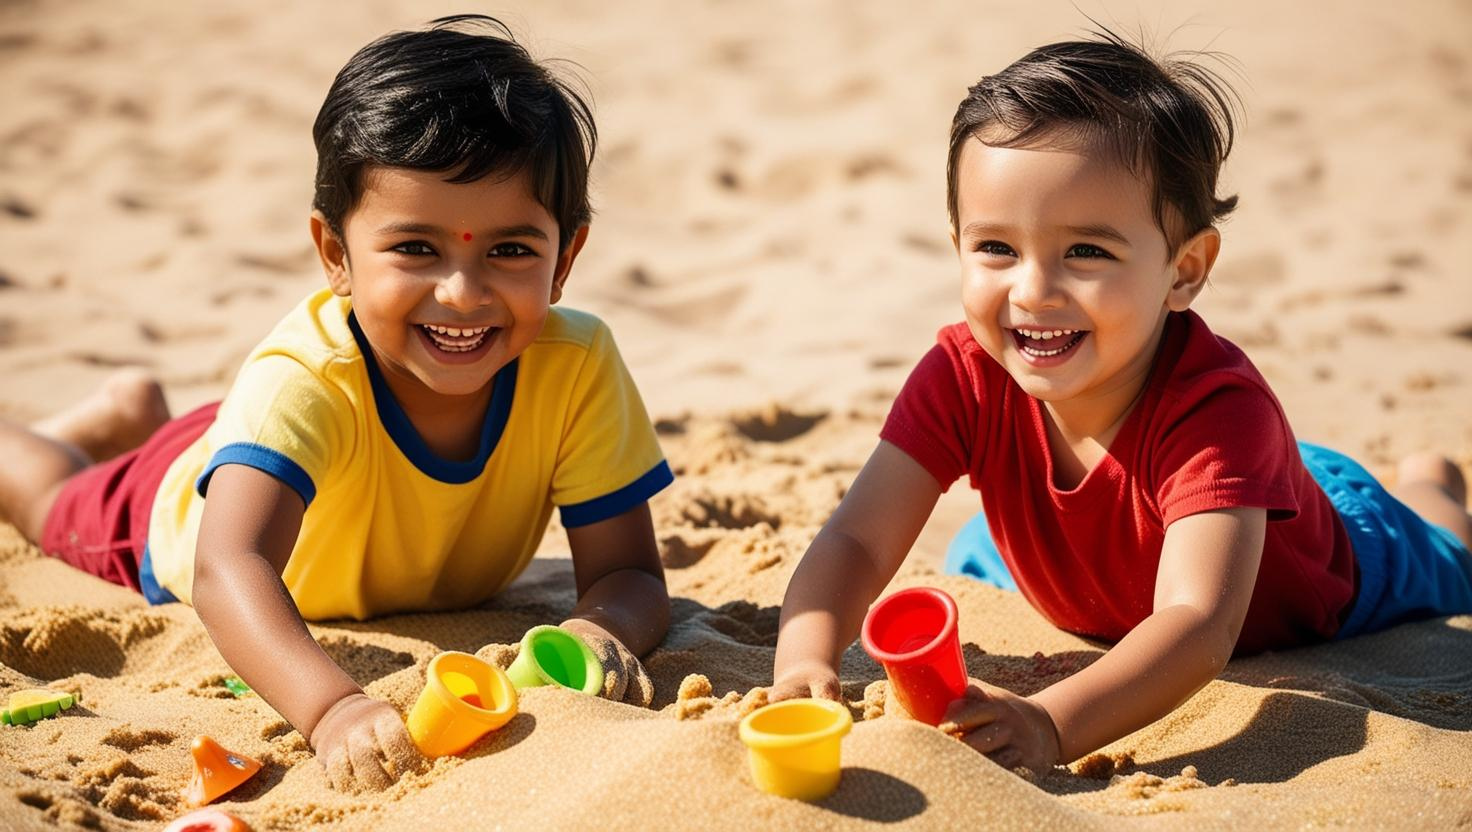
[348,310,517,484]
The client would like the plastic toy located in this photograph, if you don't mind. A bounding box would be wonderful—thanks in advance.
[505,625,604,695]
[1,689,78,726]
[407,651,518,757]
[163,807,252,832]
[182,735,261,806]
[739,698,853,801]
[860,586,968,725]
[221,676,252,698]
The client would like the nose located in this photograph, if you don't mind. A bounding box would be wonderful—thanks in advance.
[434,268,491,313]
[1009,260,1065,312]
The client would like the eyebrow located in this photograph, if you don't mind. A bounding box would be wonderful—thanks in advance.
[961,221,1132,247]
[373,221,549,241]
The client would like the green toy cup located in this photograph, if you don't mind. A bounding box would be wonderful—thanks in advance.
[505,625,605,695]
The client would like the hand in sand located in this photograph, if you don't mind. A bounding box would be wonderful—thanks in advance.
[768,659,842,703]
[559,619,655,706]
[939,679,1060,775]
[309,693,424,793]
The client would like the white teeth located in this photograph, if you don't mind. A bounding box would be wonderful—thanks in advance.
[1018,328,1077,340]
[425,324,489,336]
[421,323,493,353]
[1018,330,1083,357]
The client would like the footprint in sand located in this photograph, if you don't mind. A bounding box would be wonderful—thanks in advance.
[1,195,36,219]
[0,608,169,679]
[659,531,720,569]
[101,727,175,752]
[15,790,104,829]
[315,635,415,685]
[700,600,781,647]
[730,404,827,442]
[679,490,782,531]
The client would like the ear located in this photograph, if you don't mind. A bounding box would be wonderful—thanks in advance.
[1166,226,1220,312]
[549,224,590,305]
[310,210,352,297]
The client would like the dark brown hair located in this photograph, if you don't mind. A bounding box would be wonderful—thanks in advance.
[946,29,1240,252]
[312,15,596,250]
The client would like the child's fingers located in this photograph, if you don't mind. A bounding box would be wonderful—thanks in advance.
[625,659,655,707]
[987,746,1025,772]
[809,675,843,702]
[322,747,353,792]
[938,698,1003,735]
[373,711,422,778]
[958,721,1013,754]
[346,730,394,792]
[766,679,806,703]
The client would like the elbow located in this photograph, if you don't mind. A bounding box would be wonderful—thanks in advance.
[647,572,671,638]
[1198,611,1243,674]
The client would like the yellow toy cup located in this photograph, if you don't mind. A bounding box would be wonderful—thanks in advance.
[505,625,605,695]
[738,698,853,801]
[406,651,518,757]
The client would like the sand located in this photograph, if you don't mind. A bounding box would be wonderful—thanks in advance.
[2,0,1472,829]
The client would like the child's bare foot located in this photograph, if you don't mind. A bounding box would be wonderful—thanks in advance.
[33,369,170,463]
[1393,452,1472,553]
[1397,453,1467,506]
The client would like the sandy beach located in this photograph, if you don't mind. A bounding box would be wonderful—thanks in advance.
[2,0,1471,828]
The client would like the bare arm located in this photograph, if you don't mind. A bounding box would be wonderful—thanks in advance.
[560,501,670,656]
[771,441,943,697]
[1030,507,1266,762]
[557,502,670,705]
[932,506,1273,771]
[193,463,420,791]
[192,463,360,738]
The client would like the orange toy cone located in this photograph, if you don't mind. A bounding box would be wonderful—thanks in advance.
[183,735,262,807]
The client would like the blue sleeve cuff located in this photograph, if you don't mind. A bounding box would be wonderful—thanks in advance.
[559,460,674,528]
[195,442,317,506]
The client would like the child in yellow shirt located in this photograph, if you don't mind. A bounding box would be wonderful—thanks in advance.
[0,15,672,792]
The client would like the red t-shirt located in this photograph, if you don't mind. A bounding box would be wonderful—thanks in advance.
[881,310,1357,655]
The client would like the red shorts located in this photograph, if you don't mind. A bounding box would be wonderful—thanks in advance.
[40,402,219,593]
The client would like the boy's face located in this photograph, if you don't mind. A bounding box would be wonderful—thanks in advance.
[952,137,1215,418]
[312,166,586,405]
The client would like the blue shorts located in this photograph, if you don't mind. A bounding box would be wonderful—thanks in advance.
[944,442,1472,639]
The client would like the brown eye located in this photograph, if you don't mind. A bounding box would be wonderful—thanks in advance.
[488,243,534,257]
[977,240,1016,256]
[1066,244,1113,259]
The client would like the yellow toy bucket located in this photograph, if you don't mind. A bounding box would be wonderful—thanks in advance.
[406,651,518,757]
[738,698,852,801]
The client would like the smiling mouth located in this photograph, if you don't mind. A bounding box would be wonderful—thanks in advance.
[419,323,498,353]
[1011,327,1088,358]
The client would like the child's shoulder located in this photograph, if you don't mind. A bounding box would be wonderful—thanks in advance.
[534,305,611,350]
[1164,310,1276,394]
[1151,311,1290,431]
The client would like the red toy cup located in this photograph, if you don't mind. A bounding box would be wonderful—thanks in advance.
[860,587,968,725]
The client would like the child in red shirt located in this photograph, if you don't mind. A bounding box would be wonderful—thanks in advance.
[769,31,1472,774]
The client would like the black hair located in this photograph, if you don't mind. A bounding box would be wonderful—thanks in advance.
[946,28,1240,252]
[312,14,596,250]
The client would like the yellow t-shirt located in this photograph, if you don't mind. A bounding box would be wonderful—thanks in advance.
[144,289,671,620]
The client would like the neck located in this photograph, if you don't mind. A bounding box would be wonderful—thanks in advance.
[1043,315,1170,446]
[379,364,496,462]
